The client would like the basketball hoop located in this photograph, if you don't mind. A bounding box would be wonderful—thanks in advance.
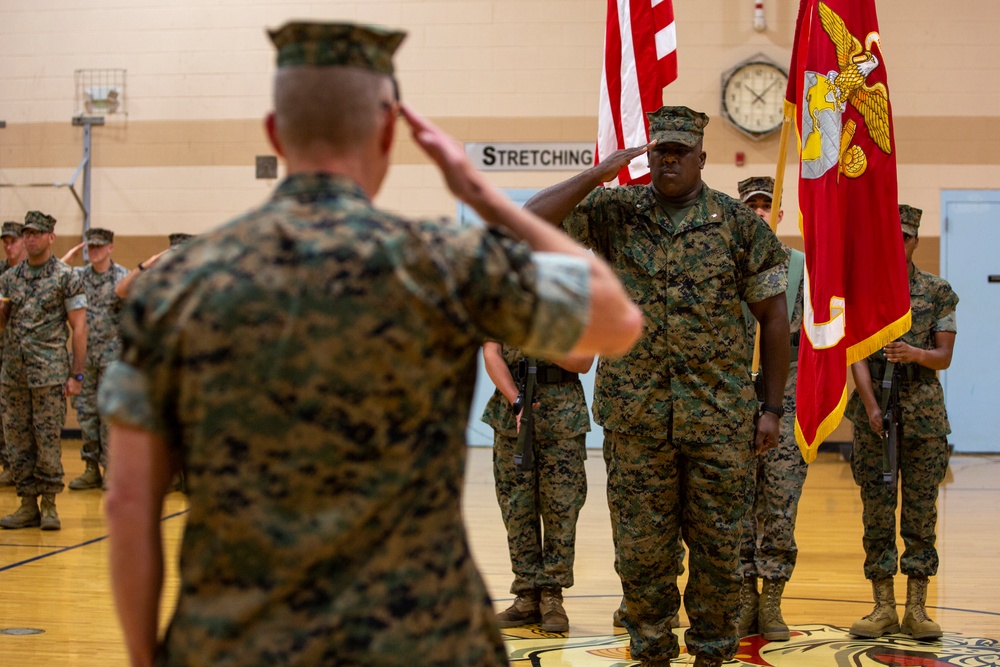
[74,69,127,119]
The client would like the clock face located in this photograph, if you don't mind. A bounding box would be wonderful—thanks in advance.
[722,62,788,138]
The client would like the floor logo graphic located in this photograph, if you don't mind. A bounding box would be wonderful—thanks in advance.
[501,624,1000,666]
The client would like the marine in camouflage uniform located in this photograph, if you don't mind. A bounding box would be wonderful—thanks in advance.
[0,211,87,530]
[0,221,27,486]
[98,21,641,667]
[734,177,809,641]
[526,107,789,667]
[66,227,129,489]
[847,205,958,640]
[481,343,590,632]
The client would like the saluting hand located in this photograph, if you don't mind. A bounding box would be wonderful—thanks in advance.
[400,104,480,205]
[60,242,86,265]
[592,142,656,184]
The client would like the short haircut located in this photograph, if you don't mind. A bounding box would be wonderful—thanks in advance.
[273,66,393,153]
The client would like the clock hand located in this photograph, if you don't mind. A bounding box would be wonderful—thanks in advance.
[757,78,783,98]
[746,86,766,105]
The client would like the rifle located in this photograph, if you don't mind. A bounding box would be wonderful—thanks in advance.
[878,361,903,487]
[512,357,537,471]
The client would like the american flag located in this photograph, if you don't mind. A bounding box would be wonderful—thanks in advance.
[597,0,678,186]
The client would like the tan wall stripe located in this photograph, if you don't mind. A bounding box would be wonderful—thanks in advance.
[2,117,997,169]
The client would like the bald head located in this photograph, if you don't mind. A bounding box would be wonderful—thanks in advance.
[273,66,395,156]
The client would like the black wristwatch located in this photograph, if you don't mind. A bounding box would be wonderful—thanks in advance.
[759,403,784,419]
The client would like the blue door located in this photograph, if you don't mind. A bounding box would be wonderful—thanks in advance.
[941,191,1000,453]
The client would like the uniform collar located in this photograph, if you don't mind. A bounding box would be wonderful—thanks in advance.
[21,255,59,278]
[635,183,721,235]
[273,172,371,204]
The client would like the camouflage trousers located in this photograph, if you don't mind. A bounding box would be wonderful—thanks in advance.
[851,423,949,580]
[604,430,754,664]
[493,432,587,594]
[1,383,67,497]
[71,361,109,468]
[0,383,7,470]
[739,367,808,581]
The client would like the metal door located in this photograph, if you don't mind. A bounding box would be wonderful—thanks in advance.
[941,191,1000,452]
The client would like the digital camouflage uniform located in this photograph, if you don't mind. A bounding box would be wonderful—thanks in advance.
[0,255,87,498]
[481,345,589,596]
[0,236,21,476]
[562,182,787,663]
[740,252,809,582]
[846,261,958,581]
[72,257,128,470]
[99,171,591,667]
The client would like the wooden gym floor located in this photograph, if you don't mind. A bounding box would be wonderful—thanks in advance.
[1,441,999,666]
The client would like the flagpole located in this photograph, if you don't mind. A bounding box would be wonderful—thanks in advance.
[751,114,794,376]
[771,114,792,230]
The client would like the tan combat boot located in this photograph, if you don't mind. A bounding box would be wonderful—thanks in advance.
[734,576,759,637]
[40,494,61,531]
[758,579,790,641]
[496,591,541,628]
[0,467,14,487]
[68,461,103,490]
[540,588,569,633]
[901,576,943,639]
[850,578,900,637]
[612,596,626,627]
[0,496,40,529]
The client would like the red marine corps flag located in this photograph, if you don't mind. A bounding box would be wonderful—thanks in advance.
[597,0,678,185]
[786,0,911,461]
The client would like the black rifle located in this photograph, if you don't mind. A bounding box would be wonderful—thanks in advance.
[878,361,903,487]
[512,357,538,471]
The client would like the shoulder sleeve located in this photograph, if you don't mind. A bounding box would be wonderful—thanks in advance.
[97,272,175,437]
[517,253,589,358]
[63,268,87,311]
[935,311,957,334]
[932,275,959,333]
[425,223,589,359]
[731,196,788,303]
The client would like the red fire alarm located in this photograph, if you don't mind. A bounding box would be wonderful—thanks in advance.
[735,151,745,167]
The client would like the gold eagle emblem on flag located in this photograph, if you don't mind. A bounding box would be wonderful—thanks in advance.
[817,1,892,177]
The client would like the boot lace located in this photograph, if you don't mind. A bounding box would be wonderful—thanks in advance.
[763,592,783,622]
[909,603,931,623]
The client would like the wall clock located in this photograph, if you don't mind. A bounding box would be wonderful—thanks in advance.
[721,57,788,140]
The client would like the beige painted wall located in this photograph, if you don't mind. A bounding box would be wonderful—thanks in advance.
[3,0,999,239]
[3,1,987,444]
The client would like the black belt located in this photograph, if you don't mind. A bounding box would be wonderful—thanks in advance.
[869,359,936,384]
[510,363,579,385]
